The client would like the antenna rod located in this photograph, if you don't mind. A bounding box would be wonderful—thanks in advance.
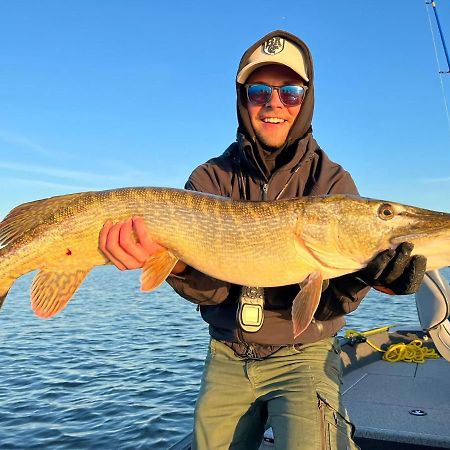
[429,1,450,73]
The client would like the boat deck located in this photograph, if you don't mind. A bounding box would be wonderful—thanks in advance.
[341,330,450,449]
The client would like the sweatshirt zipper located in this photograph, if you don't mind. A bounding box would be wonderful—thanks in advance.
[262,183,268,200]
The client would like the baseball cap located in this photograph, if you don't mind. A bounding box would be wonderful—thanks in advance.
[237,36,309,84]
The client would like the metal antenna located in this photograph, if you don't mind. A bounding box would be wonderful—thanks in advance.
[426,1,450,73]
[425,0,450,137]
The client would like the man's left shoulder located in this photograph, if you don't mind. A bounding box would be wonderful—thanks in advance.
[309,149,358,195]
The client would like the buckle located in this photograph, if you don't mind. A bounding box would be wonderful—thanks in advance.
[237,286,265,332]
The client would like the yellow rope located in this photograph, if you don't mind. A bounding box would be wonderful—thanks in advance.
[382,340,441,363]
[344,328,441,363]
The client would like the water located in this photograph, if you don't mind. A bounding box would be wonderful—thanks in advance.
[0,267,448,449]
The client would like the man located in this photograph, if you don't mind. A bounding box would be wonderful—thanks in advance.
[99,30,426,449]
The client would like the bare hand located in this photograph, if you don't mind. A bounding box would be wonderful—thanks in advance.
[99,217,187,274]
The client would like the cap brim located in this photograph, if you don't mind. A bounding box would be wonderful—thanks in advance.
[237,61,308,84]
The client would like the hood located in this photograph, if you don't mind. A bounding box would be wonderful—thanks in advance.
[236,30,315,150]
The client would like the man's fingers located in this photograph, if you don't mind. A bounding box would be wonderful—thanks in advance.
[100,217,180,273]
[381,242,414,285]
[391,255,427,295]
[355,242,426,295]
[118,219,149,264]
[132,217,165,254]
[99,220,128,270]
[101,220,142,270]
[132,217,186,274]
[364,248,395,281]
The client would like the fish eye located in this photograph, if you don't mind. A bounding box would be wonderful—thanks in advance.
[378,203,395,220]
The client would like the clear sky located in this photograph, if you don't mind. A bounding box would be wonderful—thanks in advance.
[1,0,450,220]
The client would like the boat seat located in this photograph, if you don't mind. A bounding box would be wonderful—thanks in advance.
[415,270,450,361]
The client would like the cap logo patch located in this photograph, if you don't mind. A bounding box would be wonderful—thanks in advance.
[263,37,284,55]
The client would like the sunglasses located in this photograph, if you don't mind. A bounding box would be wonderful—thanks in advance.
[244,83,307,107]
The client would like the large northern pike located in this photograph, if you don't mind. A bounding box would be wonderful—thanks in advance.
[1,187,449,336]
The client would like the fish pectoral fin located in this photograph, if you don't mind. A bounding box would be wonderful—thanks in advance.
[0,277,15,311]
[31,269,91,319]
[140,250,178,292]
[292,271,324,338]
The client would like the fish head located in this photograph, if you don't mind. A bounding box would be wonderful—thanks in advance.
[384,201,450,271]
[294,195,450,275]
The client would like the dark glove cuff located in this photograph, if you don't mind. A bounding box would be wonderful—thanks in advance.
[332,273,370,299]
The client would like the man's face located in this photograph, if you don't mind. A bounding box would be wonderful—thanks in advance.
[246,64,304,150]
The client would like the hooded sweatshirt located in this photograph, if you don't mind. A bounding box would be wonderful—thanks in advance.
[167,30,370,353]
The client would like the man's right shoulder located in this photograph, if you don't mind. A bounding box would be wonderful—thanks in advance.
[186,143,239,195]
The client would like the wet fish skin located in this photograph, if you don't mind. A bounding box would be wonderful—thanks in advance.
[0,187,449,337]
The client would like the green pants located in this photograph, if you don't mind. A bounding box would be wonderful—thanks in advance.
[192,337,359,450]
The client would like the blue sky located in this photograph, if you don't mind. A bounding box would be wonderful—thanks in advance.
[1,0,450,220]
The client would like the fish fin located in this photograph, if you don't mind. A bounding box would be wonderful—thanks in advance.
[31,269,90,318]
[0,278,15,311]
[0,192,86,246]
[292,271,324,338]
[141,250,178,292]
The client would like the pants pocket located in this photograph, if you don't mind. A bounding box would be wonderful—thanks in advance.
[318,393,359,450]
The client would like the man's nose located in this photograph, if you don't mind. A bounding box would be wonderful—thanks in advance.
[265,88,284,108]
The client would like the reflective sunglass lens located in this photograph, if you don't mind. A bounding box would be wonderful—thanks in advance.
[246,84,305,106]
[279,86,305,106]
[247,84,272,105]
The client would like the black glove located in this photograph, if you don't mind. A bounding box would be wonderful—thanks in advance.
[355,242,427,295]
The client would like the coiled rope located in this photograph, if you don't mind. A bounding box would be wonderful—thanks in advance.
[344,328,441,363]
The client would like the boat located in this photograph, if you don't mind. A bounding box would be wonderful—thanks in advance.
[169,270,450,450]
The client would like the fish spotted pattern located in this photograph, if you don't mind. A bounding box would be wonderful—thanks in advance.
[0,187,449,337]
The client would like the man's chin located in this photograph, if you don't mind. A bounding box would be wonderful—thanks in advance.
[259,141,285,152]
[255,135,286,152]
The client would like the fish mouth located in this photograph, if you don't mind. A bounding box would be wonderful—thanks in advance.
[390,232,434,245]
[390,210,450,245]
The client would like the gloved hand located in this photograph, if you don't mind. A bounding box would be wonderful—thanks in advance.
[355,242,427,295]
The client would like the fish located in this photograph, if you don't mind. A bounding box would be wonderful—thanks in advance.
[1,187,449,337]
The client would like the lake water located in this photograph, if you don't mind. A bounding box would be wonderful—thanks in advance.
[1,267,449,449]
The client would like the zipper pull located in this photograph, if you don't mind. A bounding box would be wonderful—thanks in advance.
[262,183,268,200]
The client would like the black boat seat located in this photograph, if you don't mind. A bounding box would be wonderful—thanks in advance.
[415,270,450,362]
